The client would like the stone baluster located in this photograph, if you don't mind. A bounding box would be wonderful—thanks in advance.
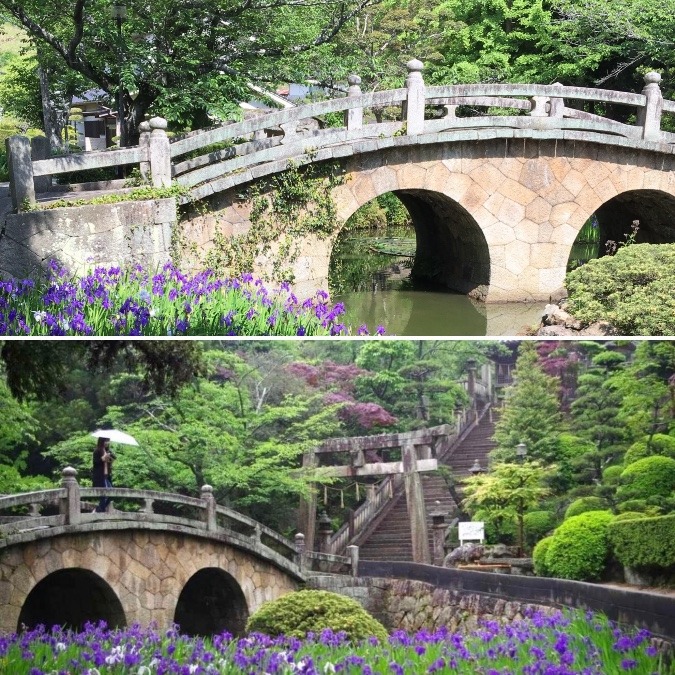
[345,75,363,131]
[144,497,154,514]
[279,121,298,144]
[404,59,426,135]
[529,96,549,117]
[294,532,306,571]
[138,121,152,183]
[346,544,359,577]
[365,484,376,502]
[200,484,217,531]
[29,502,41,517]
[60,467,81,526]
[637,72,663,141]
[6,135,35,211]
[148,117,172,187]
[548,83,565,118]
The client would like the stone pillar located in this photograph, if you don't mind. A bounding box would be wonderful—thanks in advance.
[548,83,564,118]
[366,484,376,502]
[430,511,446,566]
[201,484,217,531]
[60,467,81,526]
[298,449,318,552]
[148,117,172,187]
[404,59,425,135]
[402,442,430,564]
[31,136,51,194]
[346,544,359,577]
[294,532,306,571]
[317,510,333,554]
[345,75,363,131]
[6,135,35,211]
[138,121,152,183]
[637,72,663,141]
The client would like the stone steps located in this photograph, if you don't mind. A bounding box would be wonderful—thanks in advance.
[359,410,498,562]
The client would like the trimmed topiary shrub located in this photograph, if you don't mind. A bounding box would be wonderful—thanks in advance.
[608,514,675,570]
[602,465,624,485]
[564,497,609,520]
[617,456,675,502]
[523,511,556,549]
[544,511,614,581]
[533,536,554,577]
[564,243,675,335]
[245,590,388,642]
[612,512,649,523]
[623,434,675,466]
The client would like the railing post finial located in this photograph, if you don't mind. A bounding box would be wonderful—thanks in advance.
[60,466,81,526]
[345,74,363,131]
[404,59,425,135]
[294,532,306,570]
[200,484,217,531]
[638,71,663,141]
[148,116,172,187]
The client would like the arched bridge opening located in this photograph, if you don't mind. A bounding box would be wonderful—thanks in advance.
[330,189,490,301]
[396,190,490,299]
[18,568,126,632]
[174,568,249,637]
[595,189,675,248]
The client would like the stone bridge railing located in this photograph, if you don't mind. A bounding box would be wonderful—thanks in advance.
[6,61,675,212]
[0,467,301,569]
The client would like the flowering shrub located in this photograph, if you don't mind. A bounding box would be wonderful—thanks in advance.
[0,609,667,674]
[0,262,386,336]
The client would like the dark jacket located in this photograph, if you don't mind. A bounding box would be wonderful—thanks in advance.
[92,447,112,486]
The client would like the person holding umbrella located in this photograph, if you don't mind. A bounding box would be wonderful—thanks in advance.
[92,436,114,512]
[90,429,138,513]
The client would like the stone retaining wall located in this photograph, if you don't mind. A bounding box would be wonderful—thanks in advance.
[0,198,176,280]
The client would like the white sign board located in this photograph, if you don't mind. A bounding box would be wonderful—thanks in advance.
[458,521,485,545]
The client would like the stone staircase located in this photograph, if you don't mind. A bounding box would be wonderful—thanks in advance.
[357,408,499,562]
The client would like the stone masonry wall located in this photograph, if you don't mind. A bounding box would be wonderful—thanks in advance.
[181,138,675,302]
[307,575,555,634]
[0,530,299,633]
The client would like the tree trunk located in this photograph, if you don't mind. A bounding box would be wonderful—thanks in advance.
[38,62,62,152]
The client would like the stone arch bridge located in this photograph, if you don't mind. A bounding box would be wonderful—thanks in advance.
[5,62,675,301]
[0,469,307,635]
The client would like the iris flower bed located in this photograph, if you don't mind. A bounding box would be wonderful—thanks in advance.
[0,610,669,675]
[0,261,386,336]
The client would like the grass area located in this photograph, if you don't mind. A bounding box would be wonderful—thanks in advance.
[0,23,28,70]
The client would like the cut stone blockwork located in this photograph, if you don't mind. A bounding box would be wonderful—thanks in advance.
[0,529,299,633]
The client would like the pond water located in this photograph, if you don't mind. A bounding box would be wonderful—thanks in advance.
[329,227,600,337]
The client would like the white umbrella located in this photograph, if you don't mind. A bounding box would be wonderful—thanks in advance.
[91,429,139,446]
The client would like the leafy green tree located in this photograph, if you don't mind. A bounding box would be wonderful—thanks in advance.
[461,460,555,550]
[569,346,627,482]
[492,342,565,465]
[1,0,380,141]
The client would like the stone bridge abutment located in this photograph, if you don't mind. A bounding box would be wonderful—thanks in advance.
[182,137,675,302]
[0,527,300,634]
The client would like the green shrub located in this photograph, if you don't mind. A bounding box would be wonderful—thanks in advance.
[523,511,556,549]
[608,514,675,569]
[616,500,662,517]
[544,511,614,581]
[564,497,610,520]
[533,536,554,577]
[623,434,675,466]
[612,512,646,523]
[245,590,388,641]
[602,465,624,485]
[564,243,675,335]
[617,456,675,501]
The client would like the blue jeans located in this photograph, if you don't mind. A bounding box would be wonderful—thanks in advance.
[95,477,113,512]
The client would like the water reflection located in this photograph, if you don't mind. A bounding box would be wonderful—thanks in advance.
[330,229,544,336]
